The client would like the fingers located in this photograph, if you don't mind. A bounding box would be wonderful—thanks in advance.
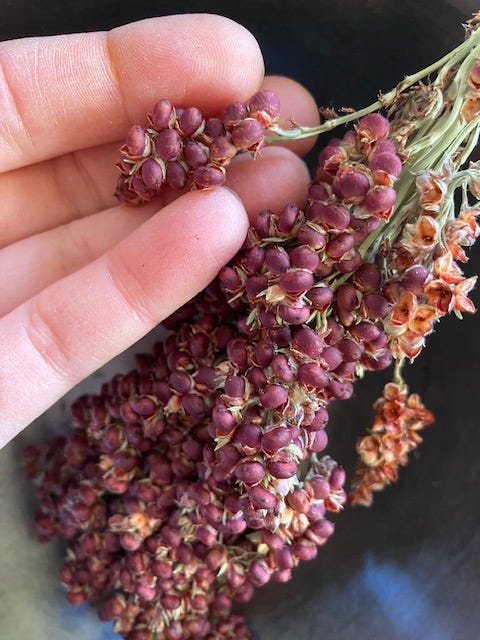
[0,204,155,315]
[0,188,248,448]
[0,76,319,248]
[0,143,120,249]
[0,14,264,173]
[0,146,309,315]
[226,146,311,221]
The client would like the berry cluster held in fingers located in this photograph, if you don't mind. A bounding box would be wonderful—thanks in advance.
[25,18,480,640]
[115,90,280,204]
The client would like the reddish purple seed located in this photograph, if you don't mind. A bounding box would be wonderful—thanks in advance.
[259,384,288,409]
[321,346,343,371]
[332,168,370,201]
[308,429,328,452]
[231,118,264,149]
[272,354,295,383]
[298,363,329,389]
[267,458,297,479]
[125,125,149,157]
[402,265,429,292]
[154,128,181,160]
[278,304,311,325]
[289,245,320,270]
[357,113,390,139]
[354,263,381,292]
[265,247,290,274]
[248,485,278,510]
[178,107,203,136]
[369,151,403,177]
[192,165,226,188]
[222,101,248,124]
[165,161,187,189]
[224,375,246,398]
[235,461,265,485]
[363,185,397,215]
[183,141,208,168]
[293,326,324,358]
[362,292,390,319]
[305,407,329,431]
[141,158,164,191]
[280,269,315,293]
[236,423,262,450]
[150,98,173,130]
[308,183,329,201]
[337,338,363,361]
[248,89,281,119]
[297,224,327,249]
[204,117,225,138]
[307,286,334,311]
[261,427,291,454]
[326,232,355,260]
[209,135,237,162]
[277,203,300,233]
[317,203,351,230]
[255,340,275,367]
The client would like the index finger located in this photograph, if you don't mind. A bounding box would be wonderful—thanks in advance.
[0,14,264,173]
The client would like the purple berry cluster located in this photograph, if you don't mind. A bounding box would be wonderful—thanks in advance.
[115,90,280,204]
[24,316,344,639]
[25,108,409,640]
[24,23,480,640]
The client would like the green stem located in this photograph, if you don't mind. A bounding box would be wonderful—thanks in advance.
[265,28,480,143]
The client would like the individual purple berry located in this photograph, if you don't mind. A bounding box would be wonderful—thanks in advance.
[183,141,208,168]
[141,158,164,191]
[363,185,397,216]
[192,165,226,188]
[306,286,334,311]
[326,232,355,260]
[298,363,329,389]
[289,246,320,270]
[178,107,203,136]
[259,385,288,409]
[154,128,181,160]
[165,161,187,189]
[292,327,324,358]
[248,90,281,122]
[369,151,403,177]
[279,270,315,293]
[235,461,265,485]
[231,118,264,150]
[357,113,390,140]
[222,101,248,125]
[150,98,173,130]
[125,125,149,157]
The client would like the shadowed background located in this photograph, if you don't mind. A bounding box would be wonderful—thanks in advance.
[1,1,479,639]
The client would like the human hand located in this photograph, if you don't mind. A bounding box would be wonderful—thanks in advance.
[0,14,319,448]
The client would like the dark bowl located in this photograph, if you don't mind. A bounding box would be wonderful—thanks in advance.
[1,2,479,639]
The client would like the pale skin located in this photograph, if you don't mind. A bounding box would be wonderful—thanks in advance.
[0,14,320,448]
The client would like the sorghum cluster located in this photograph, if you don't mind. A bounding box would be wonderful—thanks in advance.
[115,90,280,204]
[349,382,435,506]
[24,324,344,639]
[25,15,480,640]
